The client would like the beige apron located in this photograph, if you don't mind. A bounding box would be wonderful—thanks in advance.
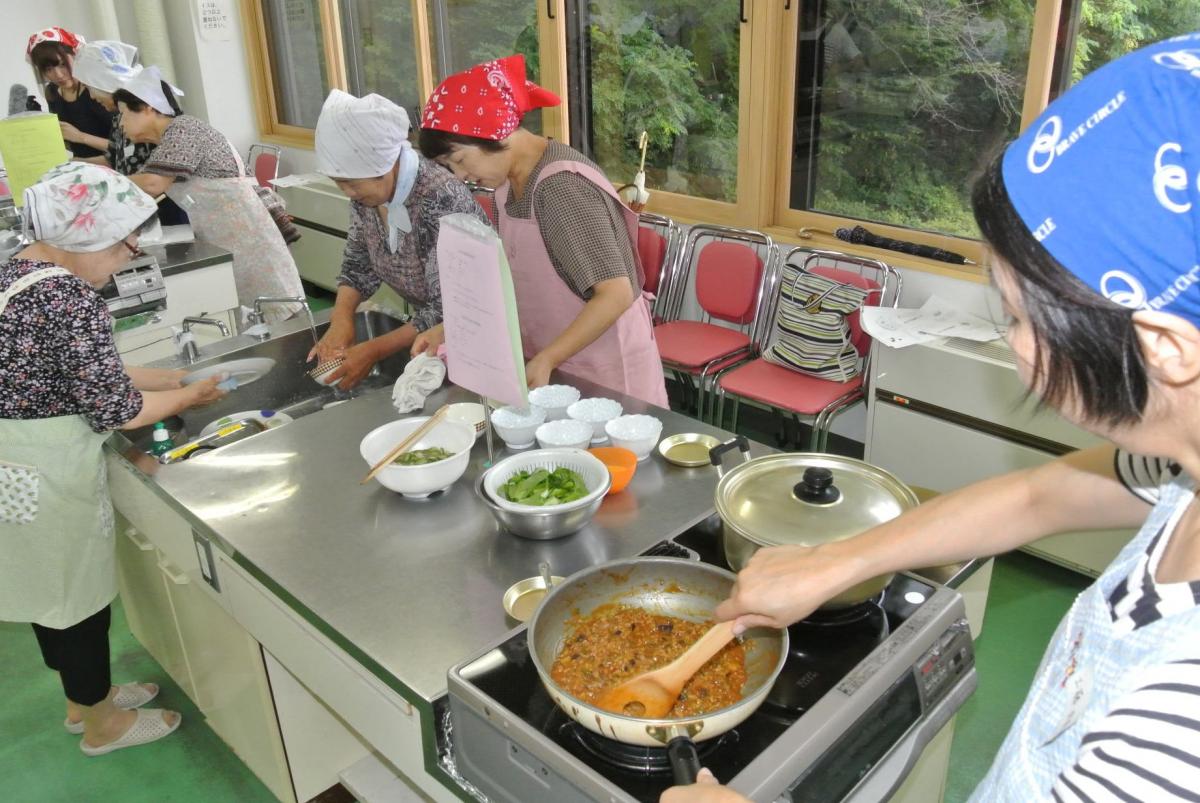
[166,144,305,323]
[0,268,118,628]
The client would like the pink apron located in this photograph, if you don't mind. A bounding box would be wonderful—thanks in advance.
[496,161,669,407]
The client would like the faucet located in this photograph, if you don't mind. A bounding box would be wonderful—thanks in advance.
[180,316,231,364]
[247,296,319,345]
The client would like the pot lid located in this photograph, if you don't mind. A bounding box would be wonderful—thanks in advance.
[715,453,917,548]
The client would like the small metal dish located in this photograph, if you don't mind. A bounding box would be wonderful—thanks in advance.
[502,574,565,623]
[657,433,722,467]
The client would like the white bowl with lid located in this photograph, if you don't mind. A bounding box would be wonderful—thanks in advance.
[604,414,663,461]
[566,397,623,444]
[535,419,593,451]
[528,384,581,421]
[491,405,546,450]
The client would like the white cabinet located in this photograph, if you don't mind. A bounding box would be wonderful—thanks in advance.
[115,260,239,365]
[866,338,1133,577]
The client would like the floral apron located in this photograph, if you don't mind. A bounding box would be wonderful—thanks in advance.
[0,268,117,629]
[495,160,669,407]
[167,145,305,323]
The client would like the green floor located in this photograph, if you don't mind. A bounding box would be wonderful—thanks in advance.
[1,551,1087,802]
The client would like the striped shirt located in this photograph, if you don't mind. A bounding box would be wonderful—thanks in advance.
[1049,451,1200,802]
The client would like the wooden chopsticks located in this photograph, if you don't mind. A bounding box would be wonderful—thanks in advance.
[360,405,450,485]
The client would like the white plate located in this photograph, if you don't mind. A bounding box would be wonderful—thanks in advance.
[199,410,294,438]
[182,358,276,389]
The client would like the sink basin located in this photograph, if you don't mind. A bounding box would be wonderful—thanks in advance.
[126,310,410,455]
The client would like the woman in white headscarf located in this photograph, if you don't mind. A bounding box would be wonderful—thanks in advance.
[0,163,225,756]
[307,89,488,389]
[115,66,305,322]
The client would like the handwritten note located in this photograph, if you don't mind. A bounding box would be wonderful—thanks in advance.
[437,214,527,408]
[0,114,67,207]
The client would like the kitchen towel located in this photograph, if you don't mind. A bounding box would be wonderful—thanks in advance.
[392,354,446,414]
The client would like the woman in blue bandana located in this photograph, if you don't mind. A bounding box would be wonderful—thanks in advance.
[665,34,1200,803]
[308,90,489,389]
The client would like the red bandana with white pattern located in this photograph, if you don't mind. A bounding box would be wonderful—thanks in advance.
[421,54,560,140]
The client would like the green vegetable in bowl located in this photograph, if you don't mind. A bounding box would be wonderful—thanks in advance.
[393,447,454,466]
[500,467,589,506]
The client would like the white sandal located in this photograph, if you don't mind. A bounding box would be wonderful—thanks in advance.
[64,683,160,734]
[79,708,181,756]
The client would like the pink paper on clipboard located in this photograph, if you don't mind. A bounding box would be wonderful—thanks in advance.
[436,214,528,409]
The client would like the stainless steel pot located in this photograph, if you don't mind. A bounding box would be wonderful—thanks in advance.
[527,557,787,784]
[475,472,608,540]
[711,437,918,608]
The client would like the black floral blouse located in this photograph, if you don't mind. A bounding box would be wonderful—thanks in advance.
[0,259,142,432]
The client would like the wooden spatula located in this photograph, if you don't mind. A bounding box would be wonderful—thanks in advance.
[594,620,738,718]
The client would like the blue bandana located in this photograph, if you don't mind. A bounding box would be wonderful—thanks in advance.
[1002,33,1200,326]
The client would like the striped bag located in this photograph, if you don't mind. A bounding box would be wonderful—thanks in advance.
[763,263,868,382]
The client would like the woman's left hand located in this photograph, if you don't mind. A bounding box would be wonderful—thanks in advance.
[525,352,558,389]
[660,769,748,803]
[59,121,83,143]
[328,341,380,390]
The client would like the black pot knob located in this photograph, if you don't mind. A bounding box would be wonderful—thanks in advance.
[794,467,841,505]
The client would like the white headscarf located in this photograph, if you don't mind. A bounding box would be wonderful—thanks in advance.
[72,41,140,94]
[22,163,157,252]
[121,64,184,116]
[315,89,411,179]
[315,89,420,249]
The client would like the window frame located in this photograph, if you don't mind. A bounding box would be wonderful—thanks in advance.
[240,0,1082,280]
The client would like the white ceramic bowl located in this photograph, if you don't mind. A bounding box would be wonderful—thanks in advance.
[447,402,486,440]
[491,405,546,450]
[528,384,581,421]
[535,419,593,451]
[359,417,475,499]
[567,397,624,444]
[483,448,611,514]
[605,414,664,461]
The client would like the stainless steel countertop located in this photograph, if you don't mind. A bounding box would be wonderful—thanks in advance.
[144,239,233,277]
[107,315,769,702]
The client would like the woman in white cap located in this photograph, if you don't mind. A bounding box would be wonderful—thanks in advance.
[115,67,305,322]
[0,163,224,755]
[68,42,189,226]
[308,89,488,389]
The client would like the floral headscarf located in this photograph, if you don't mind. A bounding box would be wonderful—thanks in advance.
[421,54,560,140]
[25,27,84,63]
[22,163,157,253]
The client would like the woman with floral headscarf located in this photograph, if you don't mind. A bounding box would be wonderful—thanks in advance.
[416,55,668,406]
[26,27,111,160]
[664,34,1200,803]
[0,163,225,755]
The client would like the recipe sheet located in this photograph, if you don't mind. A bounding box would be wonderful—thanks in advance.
[436,214,528,408]
[0,114,68,207]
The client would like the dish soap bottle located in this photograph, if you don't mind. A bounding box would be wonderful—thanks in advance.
[149,422,175,456]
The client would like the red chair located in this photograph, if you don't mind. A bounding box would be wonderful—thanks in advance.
[636,212,683,323]
[712,248,901,451]
[653,224,778,420]
[248,143,282,188]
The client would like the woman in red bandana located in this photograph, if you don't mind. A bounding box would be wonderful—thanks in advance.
[416,55,668,407]
[26,27,113,161]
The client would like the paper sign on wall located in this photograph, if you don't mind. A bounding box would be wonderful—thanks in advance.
[195,0,234,41]
[437,214,528,409]
[0,114,67,208]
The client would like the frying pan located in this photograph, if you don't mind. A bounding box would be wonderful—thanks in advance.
[527,557,788,784]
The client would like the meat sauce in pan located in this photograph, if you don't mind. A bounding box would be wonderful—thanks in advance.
[550,604,747,718]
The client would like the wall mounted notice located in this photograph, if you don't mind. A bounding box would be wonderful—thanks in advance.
[0,114,67,207]
[195,0,234,41]
[436,214,528,409]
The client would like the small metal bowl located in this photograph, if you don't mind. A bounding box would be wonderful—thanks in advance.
[475,473,609,540]
[502,574,566,623]
[657,432,722,467]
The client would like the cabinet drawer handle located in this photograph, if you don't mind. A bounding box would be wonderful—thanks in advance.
[124,527,154,551]
[158,559,190,585]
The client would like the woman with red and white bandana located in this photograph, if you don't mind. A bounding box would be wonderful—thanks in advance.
[415,55,668,407]
[25,27,112,160]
